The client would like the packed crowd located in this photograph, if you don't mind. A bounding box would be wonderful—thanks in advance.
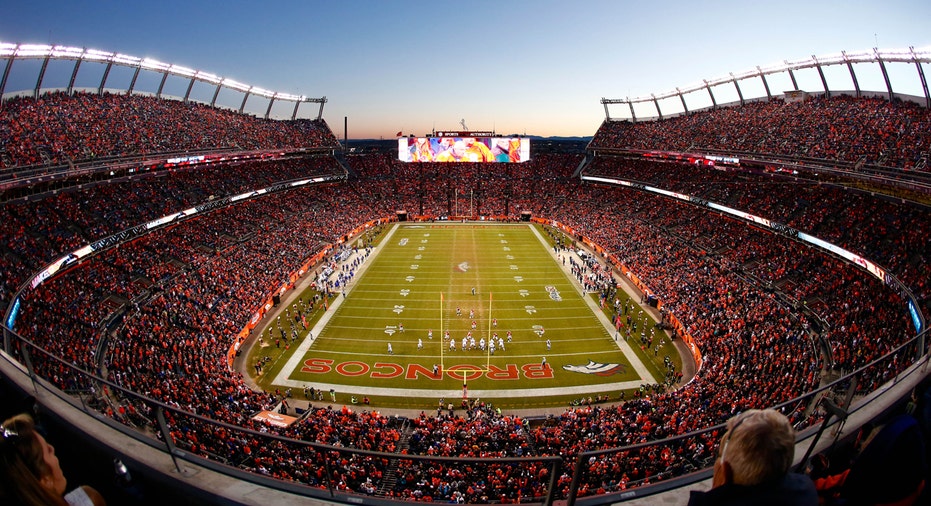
[0,91,339,169]
[345,152,582,218]
[0,93,927,502]
[0,156,343,309]
[590,95,931,171]
[584,156,931,307]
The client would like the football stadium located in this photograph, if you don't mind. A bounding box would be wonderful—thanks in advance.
[1,35,931,506]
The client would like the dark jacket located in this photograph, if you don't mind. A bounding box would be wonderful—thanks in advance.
[687,473,818,506]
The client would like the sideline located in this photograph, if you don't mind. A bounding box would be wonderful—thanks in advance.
[528,223,653,383]
[557,227,698,385]
[270,225,401,386]
[235,223,396,389]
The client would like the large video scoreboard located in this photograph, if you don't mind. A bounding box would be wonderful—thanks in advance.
[398,131,530,163]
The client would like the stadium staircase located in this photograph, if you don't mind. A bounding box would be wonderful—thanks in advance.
[571,153,593,178]
[375,418,414,497]
[334,152,358,178]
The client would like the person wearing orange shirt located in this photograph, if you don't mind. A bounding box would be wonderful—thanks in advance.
[463,137,495,162]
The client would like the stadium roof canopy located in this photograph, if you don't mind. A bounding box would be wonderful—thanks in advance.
[0,42,326,120]
[603,46,931,122]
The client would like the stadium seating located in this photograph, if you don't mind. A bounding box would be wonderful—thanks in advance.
[1,91,929,502]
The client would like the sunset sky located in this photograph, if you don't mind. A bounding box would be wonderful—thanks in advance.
[2,0,929,139]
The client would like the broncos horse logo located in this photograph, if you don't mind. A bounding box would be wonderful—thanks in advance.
[562,360,626,376]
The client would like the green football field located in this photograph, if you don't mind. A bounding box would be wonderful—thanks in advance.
[252,223,666,410]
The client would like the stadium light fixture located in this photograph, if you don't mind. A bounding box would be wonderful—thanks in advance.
[112,53,142,66]
[195,71,221,84]
[705,74,735,87]
[883,47,919,58]
[169,64,195,78]
[840,50,871,62]
[1,40,326,116]
[815,52,846,65]
[50,45,86,59]
[783,55,814,68]
[756,61,785,75]
[14,44,52,58]
[652,89,682,101]
[140,58,171,72]
[601,46,931,121]
[221,78,251,93]
[731,68,760,81]
[274,91,304,102]
[250,86,274,99]
[82,48,115,62]
[77,51,101,62]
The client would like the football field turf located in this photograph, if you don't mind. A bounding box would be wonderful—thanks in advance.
[266,222,656,410]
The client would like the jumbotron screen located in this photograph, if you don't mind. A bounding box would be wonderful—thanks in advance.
[398,136,530,163]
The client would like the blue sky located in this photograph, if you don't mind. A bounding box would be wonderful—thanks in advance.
[1,1,929,138]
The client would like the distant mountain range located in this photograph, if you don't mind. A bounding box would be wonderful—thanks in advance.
[525,135,592,141]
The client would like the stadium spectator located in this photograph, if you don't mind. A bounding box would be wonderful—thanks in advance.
[0,413,107,506]
[688,409,817,505]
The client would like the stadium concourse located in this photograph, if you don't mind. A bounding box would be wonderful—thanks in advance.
[0,89,929,505]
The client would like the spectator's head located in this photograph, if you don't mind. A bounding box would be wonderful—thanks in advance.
[0,413,68,506]
[715,409,795,487]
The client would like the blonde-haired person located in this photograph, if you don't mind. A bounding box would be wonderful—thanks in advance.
[0,413,106,506]
[688,408,817,505]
